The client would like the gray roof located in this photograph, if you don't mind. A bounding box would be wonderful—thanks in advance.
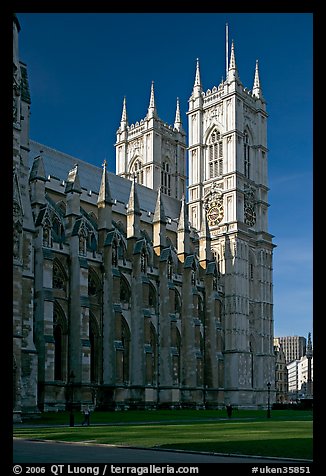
[29,140,182,221]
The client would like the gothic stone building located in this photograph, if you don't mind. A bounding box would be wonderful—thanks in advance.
[13,15,275,420]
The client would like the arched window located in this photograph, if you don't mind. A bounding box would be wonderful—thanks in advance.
[148,283,157,311]
[161,161,171,196]
[89,314,100,384]
[130,159,143,184]
[43,219,52,248]
[53,302,68,382]
[52,216,65,245]
[121,318,130,383]
[244,131,251,179]
[88,232,97,256]
[208,130,223,179]
[120,276,131,307]
[78,227,87,256]
[88,267,101,297]
[53,260,67,291]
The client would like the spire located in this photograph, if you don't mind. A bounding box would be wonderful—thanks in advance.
[97,160,113,207]
[65,163,82,194]
[229,40,236,69]
[227,40,239,82]
[153,188,167,251]
[127,177,141,239]
[97,160,113,244]
[174,97,182,131]
[195,58,201,86]
[147,80,158,119]
[193,58,202,98]
[252,59,263,99]
[153,188,167,224]
[177,194,190,233]
[120,96,128,130]
[127,176,141,216]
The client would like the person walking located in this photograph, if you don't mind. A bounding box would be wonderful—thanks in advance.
[82,406,91,426]
[226,404,233,418]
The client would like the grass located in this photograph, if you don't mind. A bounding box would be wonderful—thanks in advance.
[13,409,313,460]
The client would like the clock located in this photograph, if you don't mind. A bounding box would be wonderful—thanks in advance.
[244,206,256,227]
[207,201,224,227]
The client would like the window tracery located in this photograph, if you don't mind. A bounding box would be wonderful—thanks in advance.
[208,129,223,179]
[130,159,143,184]
[244,131,251,179]
[53,261,66,290]
[161,161,171,195]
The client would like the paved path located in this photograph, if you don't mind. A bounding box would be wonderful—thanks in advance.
[13,438,311,464]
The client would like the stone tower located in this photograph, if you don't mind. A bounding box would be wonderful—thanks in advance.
[187,40,275,406]
[115,83,187,200]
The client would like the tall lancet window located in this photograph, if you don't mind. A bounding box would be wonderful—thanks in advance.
[161,161,171,196]
[131,159,143,184]
[244,131,251,179]
[208,130,223,179]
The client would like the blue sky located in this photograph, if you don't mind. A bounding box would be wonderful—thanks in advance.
[16,12,313,340]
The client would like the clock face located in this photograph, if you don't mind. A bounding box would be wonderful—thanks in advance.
[207,201,224,227]
[244,206,256,226]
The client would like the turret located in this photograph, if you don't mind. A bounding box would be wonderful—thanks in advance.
[147,81,158,119]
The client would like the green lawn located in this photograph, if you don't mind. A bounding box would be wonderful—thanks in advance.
[13,409,313,460]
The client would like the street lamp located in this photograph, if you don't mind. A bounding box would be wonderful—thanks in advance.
[267,382,271,418]
[68,370,75,427]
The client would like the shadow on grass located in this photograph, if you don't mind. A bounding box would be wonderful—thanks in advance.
[159,438,313,461]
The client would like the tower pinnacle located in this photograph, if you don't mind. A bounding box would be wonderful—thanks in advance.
[97,159,113,207]
[252,59,263,99]
[227,40,239,82]
[174,97,182,131]
[193,58,202,98]
[120,96,128,129]
[147,80,158,118]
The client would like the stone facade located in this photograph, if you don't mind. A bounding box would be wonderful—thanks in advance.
[13,15,276,418]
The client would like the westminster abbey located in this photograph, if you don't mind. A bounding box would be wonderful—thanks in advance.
[13,15,275,420]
